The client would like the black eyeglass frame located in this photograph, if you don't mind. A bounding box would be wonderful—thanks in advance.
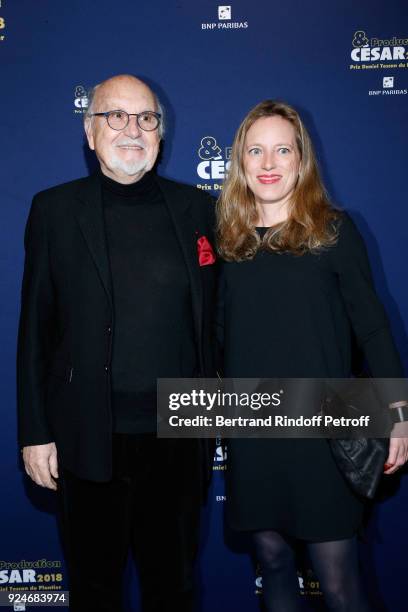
[89,109,162,132]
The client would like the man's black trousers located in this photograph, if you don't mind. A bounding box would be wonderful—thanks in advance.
[58,434,202,612]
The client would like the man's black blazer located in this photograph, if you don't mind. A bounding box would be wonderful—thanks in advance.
[17,172,217,483]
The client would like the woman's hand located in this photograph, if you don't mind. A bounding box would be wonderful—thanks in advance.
[384,422,408,475]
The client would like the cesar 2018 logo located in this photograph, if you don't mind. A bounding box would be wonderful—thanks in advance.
[196,136,231,188]
[214,437,227,462]
[0,2,5,42]
[350,29,408,62]
[73,85,89,114]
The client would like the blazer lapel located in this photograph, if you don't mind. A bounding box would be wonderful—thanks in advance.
[74,174,113,308]
[155,175,204,354]
[73,173,204,349]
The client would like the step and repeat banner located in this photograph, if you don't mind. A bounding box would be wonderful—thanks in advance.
[1,1,408,610]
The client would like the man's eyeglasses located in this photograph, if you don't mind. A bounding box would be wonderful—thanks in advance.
[89,110,161,132]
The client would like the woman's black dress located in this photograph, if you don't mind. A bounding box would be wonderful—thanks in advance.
[220,213,403,541]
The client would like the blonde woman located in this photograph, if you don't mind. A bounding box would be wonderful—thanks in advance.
[216,100,408,611]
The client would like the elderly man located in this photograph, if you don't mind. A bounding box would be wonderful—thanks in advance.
[17,74,216,612]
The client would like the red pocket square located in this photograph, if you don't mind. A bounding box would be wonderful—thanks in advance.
[197,235,216,266]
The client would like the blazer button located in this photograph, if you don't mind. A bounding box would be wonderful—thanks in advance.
[107,326,112,334]
[104,365,109,373]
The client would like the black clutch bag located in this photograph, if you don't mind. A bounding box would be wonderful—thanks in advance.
[328,437,388,499]
[323,379,391,499]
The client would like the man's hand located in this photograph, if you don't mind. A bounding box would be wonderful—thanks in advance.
[22,443,58,490]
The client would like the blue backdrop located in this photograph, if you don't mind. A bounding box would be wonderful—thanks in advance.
[1,1,407,610]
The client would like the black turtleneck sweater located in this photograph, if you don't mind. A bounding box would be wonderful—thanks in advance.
[101,171,197,433]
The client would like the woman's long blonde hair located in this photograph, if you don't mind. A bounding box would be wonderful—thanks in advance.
[216,100,339,261]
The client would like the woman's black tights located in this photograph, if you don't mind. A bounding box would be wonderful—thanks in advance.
[253,530,371,612]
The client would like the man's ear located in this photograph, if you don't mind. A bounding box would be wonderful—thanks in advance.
[84,117,95,151]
